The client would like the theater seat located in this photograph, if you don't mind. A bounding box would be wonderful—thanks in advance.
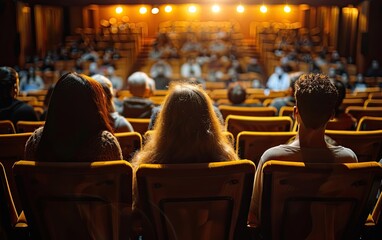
[259,160,382,240]
[136,160,255,240]
[115,132,142,161]
[0,120,16,134]
[13,160,133,240]
[325,130,382,162]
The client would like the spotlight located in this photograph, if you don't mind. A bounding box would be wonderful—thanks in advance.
[139,6,147,14]
[260,5,267,13]
[152,7,159,14]
[188,5,197,13]
[284,5,291,13]
[115,6,123,14]
[236,5,244,13]
[164,5,172,13]
[212,4,220,13]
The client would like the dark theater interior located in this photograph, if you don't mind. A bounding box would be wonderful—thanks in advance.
[1,0,382,239]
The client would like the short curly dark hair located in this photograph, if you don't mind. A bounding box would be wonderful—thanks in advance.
[295,73,338,129]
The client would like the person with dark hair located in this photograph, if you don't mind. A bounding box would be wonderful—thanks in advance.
[24,72,122,162]
[249,73,358,225]
[269,73,300,114]
[19,67,45,93]
[39,84,55,121]
[227,83,247,105]
[0,66,38,125]
[92,74,133,133]
[328,79,356,130]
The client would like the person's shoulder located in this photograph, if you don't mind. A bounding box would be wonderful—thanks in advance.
[260,144,296,162]
[329,145,358,162]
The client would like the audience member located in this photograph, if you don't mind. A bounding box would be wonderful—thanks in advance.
[24,72,122,162]
[249,73,358,225]
[150,59,172,90]
[365,60,382,77]
[92,74,134,133]
[246,57,264,76]
[132,82,237,166]
[180,56,202,79]
[19,67,45,93]
[329,79,357,130]
[122,72,155,118]
[104,66,123,91]
[269,74,300,114]
[227,83,247,105]
[0,66,38,125]
[266,66,290,91]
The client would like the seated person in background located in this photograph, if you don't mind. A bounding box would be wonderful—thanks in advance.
[0,66,37,125]
[122,72,155,118]
[228,83,247,105]
[249,73,358,225]
[132,82,237,167]
[365,60,382,77]
[180,56,202,79]
[19,67,45,93]
[92,74,134,133]
[328,79,357,130]
[225,83,261,107]
[246,57,264,77]
[150,59,172,90]
[266,66,290,91]
[269,74,299,115]
[104,66,123,91]
[25,72,122,162]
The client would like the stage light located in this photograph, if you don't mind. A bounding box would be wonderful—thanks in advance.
[236,5,244,13]
[188,5,197,13]
[115,6,123,14]
[260,5,267,13]
[164,5,172,13]
[212,4,220,13]
[284,5,291,13]
[139,6,147,14]
[152,7,159,14]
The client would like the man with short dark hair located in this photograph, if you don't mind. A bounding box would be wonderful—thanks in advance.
[249,73,358,225]
[0,66,37,126]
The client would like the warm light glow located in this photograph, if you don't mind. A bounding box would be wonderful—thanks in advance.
[260,5,268,13]
[164,5,172,13]
[236,5,244,13]
[151,7,159,14]
[212,4,220,13]
[284,5,291,13]
[188,5,197,13]
[115,6,123,14]
[22,6,30,13]
[139,6,147,14]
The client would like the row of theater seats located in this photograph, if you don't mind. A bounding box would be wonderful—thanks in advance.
[1,155,382,239]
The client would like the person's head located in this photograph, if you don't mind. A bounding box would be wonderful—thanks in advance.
[371,60,379,69]
[37,72,112,161]
[228,83,247,104]
[275,66,284,75]
[0,66,19,101]
[133,83,237,165]
[127,71,153,98]
[294,74,338,129]
[91,74,115,112]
